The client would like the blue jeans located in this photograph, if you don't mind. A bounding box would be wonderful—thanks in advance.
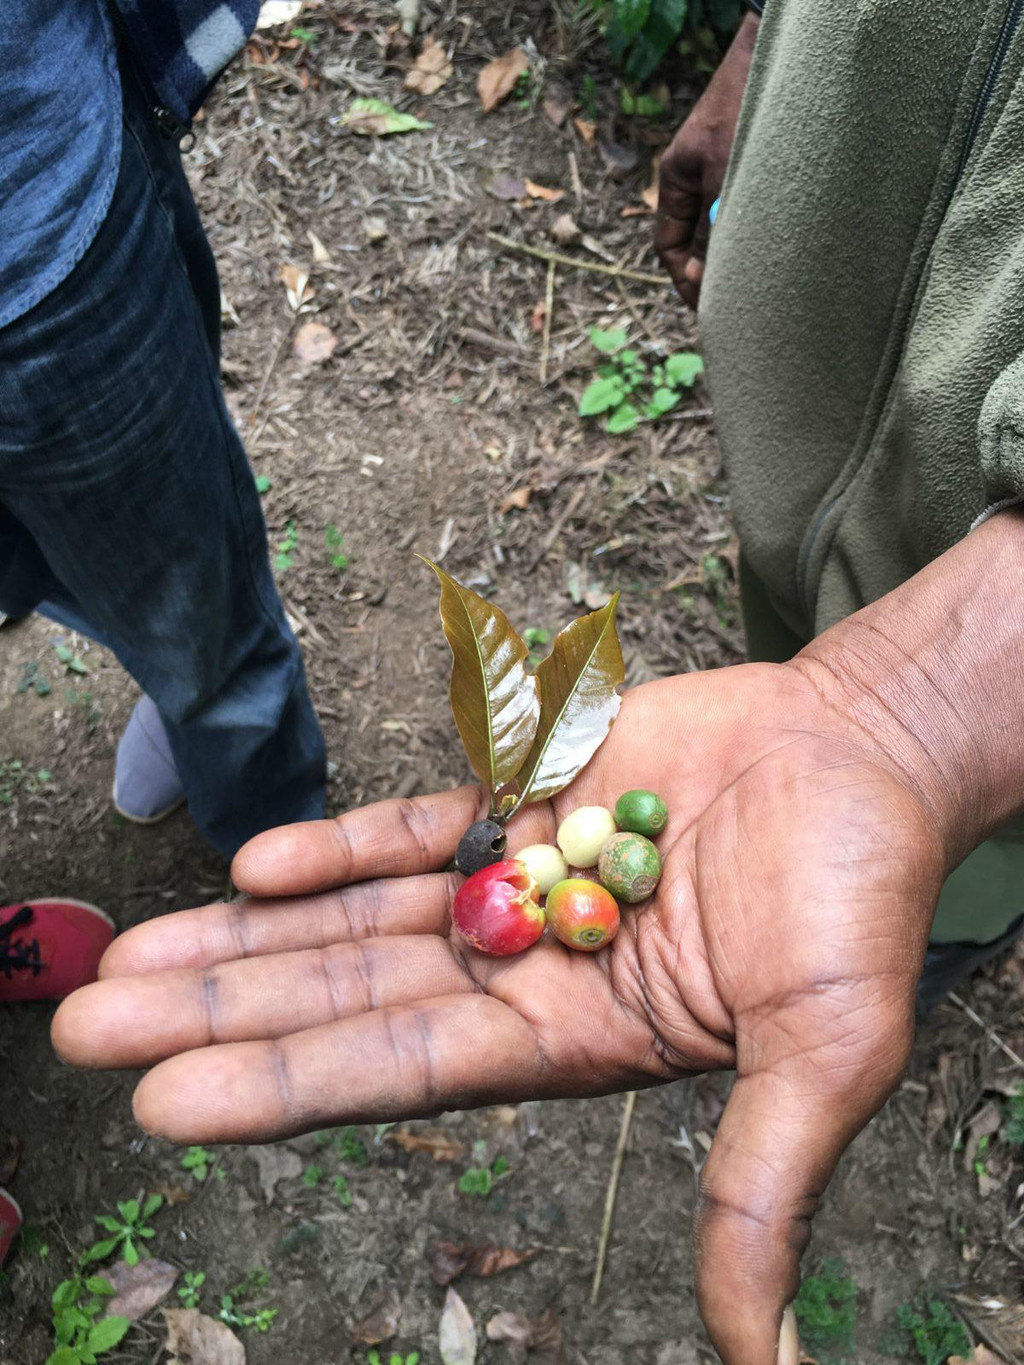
[0,46,326,859]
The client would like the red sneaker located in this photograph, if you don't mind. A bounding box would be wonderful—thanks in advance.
[0,1188,22,1266]
[0,900,114,1003]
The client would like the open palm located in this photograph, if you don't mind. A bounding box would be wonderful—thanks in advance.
[54,659,946,1364]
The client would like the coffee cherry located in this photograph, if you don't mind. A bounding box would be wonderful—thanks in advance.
[556,806,617,869]
[514,843,569,895]
[614,789,668,838]
[455,819,508,876]
[546,878,620,952]
[598,831,661,903]
[452,859,545,956]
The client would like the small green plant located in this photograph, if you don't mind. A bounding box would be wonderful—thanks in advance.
[218,1269,278,1334]
[458,1148,510,1198]
[579,328,704,434]
[255,474,272,495]
[16,660,52,696]
[1003,1082,1024,1144]
[274,520,299,571]
[594,0,743,82]
[793,1259,856,1359]
[579,73,599,119]
[325,524,349,571]
[65,687,102,729]
[19,1224,50,1259]
[619,85,666,116]
[46,1273,128,1365]
[0,760,53,805]
[290,24,317,45]
[82,1195,162,1268]
[335,1126,369,1166]
[178,1271,205,1309]
[54,643,89,676]
[887,1300,970,1365]
[523,626,551,668]
[333,1174,352,1207]
[512,69,538,109]
[181,1146,217,1182]
[974,1133,991,1178]
[368,1352,420,1365]
[302,1164,324,1188]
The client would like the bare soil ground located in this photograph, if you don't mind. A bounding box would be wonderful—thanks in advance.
[3,3,1024,1362]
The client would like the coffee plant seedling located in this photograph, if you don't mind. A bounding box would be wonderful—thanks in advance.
[885,1299,970,1365]
[579,327,704,434]
[178,1271,205,1309]
[421,559,624,837]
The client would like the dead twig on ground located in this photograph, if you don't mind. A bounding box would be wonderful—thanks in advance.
[487,233,666,287]
[539,259,556,385]
[590,1090,637,1304]
[948,991,1024,1070]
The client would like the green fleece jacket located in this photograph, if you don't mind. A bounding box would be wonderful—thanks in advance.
[701,0,1024,640]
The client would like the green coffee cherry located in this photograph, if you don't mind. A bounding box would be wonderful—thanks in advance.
[614,789,668,838]
[598,831,661,903]
[515,843,569,896]
[556,806,617,869]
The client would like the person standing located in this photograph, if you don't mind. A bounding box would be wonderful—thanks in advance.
[0,0,324,859]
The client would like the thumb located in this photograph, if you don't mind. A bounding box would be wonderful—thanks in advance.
[692,986,914,1363]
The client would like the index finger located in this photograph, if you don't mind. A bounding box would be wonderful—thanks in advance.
[232,786,482,897]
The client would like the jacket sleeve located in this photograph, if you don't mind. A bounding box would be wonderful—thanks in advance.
[974,353,1024,527]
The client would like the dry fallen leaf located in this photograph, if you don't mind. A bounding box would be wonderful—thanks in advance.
[440,1287,477,1365]
[307,229,330,263]
[245,1144,303,1203]
[149,1180,191,1207]
[256,0,302,29]
[477,48,529,114]
[405,35,453,95]
[429,1239,541,1286]
[573,117,596,144]
[950,1350,1006,1365]
[293,321,339,364]
[351,1288,402,1345]
[388,1128,465,1161]
[550,214,581,246]
[486,1307,563,1363]
[162,1308,245,1365]
[486,173,527,202]
[524,179,565,203]
[542,86,572,127]
[106,1259,179,1320]
[279,263,312,312]
[342,98,432,136]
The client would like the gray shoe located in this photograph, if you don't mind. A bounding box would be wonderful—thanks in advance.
[113,695,185,824]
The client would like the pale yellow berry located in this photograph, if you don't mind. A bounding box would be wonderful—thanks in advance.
[556,806,617,869]
[515,843,569,896]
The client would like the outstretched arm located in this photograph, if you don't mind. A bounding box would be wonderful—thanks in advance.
[54,509,1024,1364]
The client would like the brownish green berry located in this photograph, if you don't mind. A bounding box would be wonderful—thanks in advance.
[598,832,661,904]
[614,789,668,838]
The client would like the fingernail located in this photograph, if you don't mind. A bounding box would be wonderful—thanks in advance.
[777,1304,799,1365]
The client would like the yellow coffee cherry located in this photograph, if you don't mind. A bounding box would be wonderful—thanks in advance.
[556,806,617,869]
[515,843,569,896]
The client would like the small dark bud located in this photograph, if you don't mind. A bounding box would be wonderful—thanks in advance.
[455,819,508,876]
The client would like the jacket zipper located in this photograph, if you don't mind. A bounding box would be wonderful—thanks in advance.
[796,0,1024,626]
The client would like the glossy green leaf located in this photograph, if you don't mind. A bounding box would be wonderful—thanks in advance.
[646,387,680,418]
[579,376,625,416]
[588,326,628,354]
[614,0,653,39]
[665,352,704,387]
[422,559,540,796]
[514,594,624,808]
[606,401,640,432]
[86,1316,130,1355]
